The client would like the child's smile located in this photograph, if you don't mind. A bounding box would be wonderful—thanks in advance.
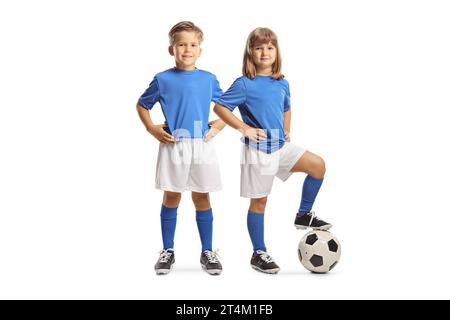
[170,31,202,70]
[252,42,277,73]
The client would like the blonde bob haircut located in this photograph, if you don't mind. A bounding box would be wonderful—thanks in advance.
[243,27,284,80]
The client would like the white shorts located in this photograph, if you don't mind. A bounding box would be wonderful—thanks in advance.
[155,139,222,193]
[240,143,306,198]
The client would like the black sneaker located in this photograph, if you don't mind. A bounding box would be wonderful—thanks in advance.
[154,249,175,275]
[250,250,280,274]
[200,250,222,275]
[294,211,332,230]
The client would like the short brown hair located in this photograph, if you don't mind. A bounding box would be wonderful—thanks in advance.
[243,27,284,80]
[168,21,204,46]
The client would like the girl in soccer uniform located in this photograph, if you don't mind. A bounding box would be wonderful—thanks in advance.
[214,27,332,274]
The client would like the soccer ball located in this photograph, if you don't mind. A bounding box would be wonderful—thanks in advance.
[298,230,341,273]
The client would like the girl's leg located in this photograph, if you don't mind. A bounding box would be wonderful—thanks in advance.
[290,151,332,229]
[248,197,268,252]
[160,191,181,249]
[248,197,280,274]
[290,151,325,177]
[290,151,325,214]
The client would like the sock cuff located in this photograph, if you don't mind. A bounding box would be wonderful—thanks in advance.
[306,175,324,182]
[161,204,178,219]
[196,208,213,221]
[248,210,265,218]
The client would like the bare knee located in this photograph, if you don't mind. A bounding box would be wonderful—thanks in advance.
[191,192,211,211]
[163,191,181,208]
[310,156,326,179]
[250,197,268,213]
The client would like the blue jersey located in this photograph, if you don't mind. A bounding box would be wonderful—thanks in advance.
[138,68,223,139]
[216,75,291,153]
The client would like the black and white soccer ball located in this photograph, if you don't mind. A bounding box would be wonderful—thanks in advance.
[298,230,341,273]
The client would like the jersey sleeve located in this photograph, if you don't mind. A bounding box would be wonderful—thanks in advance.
[138,77,160,110]
[284,81,291,112]
[211,75,223,103]
[215,78,246,111]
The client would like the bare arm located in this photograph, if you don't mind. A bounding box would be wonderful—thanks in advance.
[284,109,291,142]
[213,104,266,142]
[204,118,227,142]
[208,118,226,131]
[136,103,174,144]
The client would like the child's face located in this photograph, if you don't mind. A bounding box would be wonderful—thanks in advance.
[251,42,277,70]
[169,31,202,70]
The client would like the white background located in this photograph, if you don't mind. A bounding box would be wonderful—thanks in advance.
[1,0,450,299]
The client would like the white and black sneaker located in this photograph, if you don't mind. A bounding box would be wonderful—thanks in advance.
[154,249,175,275]
[294,211,332,230]
[200,250,222,275]
[250,250,280,274]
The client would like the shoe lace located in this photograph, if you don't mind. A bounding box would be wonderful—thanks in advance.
[158,249,173,263]
[306,211,322,225]
[255,250,274,263]
[204,249,220,263]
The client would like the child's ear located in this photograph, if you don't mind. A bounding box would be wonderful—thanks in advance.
[199,47,202,57]
[168,46,174,56]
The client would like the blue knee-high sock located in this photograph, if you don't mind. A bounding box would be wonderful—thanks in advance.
[299,175,324,215]
[247,211,266,253]
[160,205,177,249]
[196,208,213,251]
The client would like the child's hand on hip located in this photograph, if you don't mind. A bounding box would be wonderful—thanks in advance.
[204,127,220,142]
[240,125,267,143]
[285,130,290,142]
[147,124,174,144]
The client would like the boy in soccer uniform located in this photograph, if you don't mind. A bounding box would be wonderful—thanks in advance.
[136,21,225,275]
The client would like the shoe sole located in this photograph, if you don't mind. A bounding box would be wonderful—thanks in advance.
[294,224,332,231]
[201,264,222,275]
[251,265,280,274]
[155,264,174,275]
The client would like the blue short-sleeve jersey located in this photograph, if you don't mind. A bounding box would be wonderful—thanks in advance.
[216,75,291,153]
[138,68,222,139]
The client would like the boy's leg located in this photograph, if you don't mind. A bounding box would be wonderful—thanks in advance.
[155,191,180,275]
[161,191,181,249]
[156,141,188,249]
[192,192,222,275]
[192,192,213,251]
[289,151,332,230]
